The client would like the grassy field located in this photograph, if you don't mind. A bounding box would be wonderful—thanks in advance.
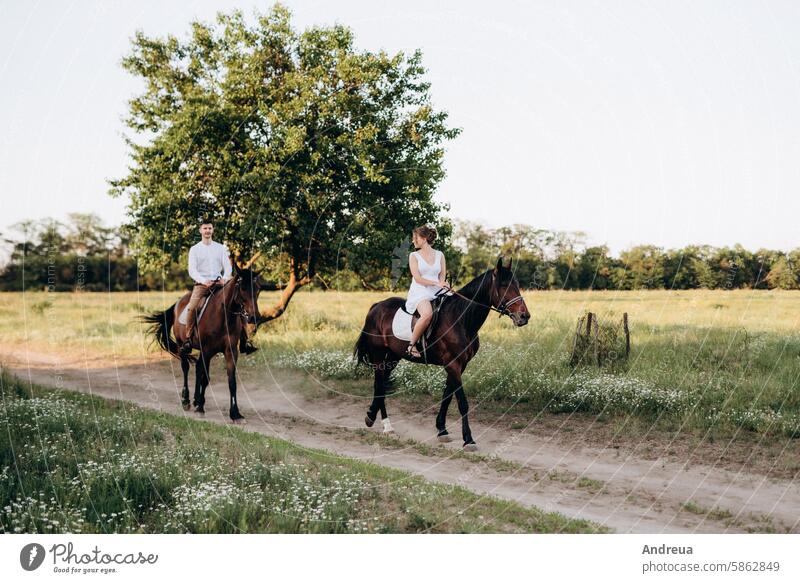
[2,289,800,438]
[0,370,600,534]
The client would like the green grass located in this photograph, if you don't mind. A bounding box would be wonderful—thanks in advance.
[2,289,800,438]
[681,501,734,521]
[0,369,602,534]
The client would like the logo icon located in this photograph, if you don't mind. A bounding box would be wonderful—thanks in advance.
[20,543,46,571]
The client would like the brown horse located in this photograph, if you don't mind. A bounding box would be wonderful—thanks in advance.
[353,257,530,450]
[141,265,261,423]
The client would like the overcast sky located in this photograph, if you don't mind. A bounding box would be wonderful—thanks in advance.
[2,0,800,253]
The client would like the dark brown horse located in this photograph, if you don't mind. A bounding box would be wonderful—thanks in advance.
[353,257,530,450]
[141,265,261,423]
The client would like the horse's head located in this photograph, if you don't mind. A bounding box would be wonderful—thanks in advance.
[232,264,262,327]
[490,256,530,326]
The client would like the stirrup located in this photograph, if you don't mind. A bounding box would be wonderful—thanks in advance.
[406,343,421,358]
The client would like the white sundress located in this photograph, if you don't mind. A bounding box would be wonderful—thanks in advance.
[405,249,444,314]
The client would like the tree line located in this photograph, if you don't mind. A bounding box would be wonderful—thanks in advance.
[2,214,798,292]
[3,7,797,302]
[446,221,799,291]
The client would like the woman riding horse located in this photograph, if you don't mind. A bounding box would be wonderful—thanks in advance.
[404,224,451,358]
[354,256,530,450]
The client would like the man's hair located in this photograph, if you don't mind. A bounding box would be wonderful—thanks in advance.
[199,218,214,226]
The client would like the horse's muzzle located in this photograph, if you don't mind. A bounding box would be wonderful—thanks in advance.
[511,311,530,326]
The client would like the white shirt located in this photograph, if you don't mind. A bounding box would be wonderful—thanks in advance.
[188,240,232,284]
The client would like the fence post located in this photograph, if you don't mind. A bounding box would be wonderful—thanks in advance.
[623,312,630,357]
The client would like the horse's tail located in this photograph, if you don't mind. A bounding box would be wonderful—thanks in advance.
[353,327,372,368]
[353,304,378,367]
[140,304,193,362]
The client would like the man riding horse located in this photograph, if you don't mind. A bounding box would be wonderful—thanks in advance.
[181,218,256,356]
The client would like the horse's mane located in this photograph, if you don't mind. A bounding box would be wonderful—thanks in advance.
[447,268,495,336]
[212,269,259,311]
[455,268,493,299]
[446,264,517,336]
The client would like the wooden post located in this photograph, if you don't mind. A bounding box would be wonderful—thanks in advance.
[623,312,630,357]
[592,313,601,366]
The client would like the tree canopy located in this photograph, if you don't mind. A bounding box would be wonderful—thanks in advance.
[109,4,459,319]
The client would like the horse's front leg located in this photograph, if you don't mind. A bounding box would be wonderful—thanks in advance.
[193,353,210,415]
[436,377,456,443]
[447,365,476,451]
[225,343,245,423]
[180,356,191,410]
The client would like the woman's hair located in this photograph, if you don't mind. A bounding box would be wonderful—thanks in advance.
[413,224,437,245]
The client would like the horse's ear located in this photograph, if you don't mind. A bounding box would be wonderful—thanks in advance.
[495,256,503,272]
[507,257,513,271]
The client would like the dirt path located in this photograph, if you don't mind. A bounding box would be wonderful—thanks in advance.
[2,344,798,534]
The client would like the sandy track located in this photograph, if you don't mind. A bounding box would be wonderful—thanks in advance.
[2,345,798,534]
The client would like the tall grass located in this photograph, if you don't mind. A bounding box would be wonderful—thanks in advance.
[0,370,601,534]
[2,289,800,437]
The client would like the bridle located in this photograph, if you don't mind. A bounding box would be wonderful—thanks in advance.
[225,275,257,323]
[444,272,525,318]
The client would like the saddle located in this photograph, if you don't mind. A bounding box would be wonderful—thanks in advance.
[177,287,216,326]
[391,291,449,361]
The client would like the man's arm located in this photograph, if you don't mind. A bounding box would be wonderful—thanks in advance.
[188,246,204,284]
[221,245,233,281]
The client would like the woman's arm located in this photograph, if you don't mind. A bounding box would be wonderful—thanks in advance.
[438,252,449,288]
[409,254,440,286]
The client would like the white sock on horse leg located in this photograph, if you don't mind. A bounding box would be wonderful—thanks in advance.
[382,418,394,433]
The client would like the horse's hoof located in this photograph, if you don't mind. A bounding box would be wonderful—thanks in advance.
[182,402,190,411]
[437,433,453,443]
[463,442,478,452]
[194,407,205,416]
[365,414,376,428]
[231,418,247,425]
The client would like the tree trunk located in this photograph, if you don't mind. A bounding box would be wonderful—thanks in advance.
[258,259,311,322]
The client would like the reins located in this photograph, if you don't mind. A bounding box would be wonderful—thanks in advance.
[444,272,525,318]
[226,275,256,322]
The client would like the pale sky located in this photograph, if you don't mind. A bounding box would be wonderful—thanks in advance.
[2,0,800,254]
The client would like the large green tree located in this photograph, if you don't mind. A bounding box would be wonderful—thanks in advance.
[109,5,459,320]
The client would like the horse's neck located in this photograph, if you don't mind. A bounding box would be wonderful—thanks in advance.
[219,279,239,312]
[458,277,492,337]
